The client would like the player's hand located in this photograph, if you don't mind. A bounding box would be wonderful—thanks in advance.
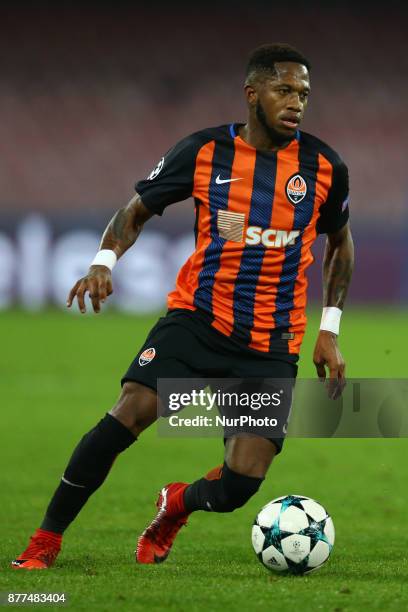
[66,265,113,314]
[313,330,346,399]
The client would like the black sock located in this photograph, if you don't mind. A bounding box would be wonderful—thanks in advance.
[41,414,136,534]
[184,462,263,513]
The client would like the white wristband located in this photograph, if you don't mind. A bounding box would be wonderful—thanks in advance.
[90,249,117,271]
[320,307,342,335]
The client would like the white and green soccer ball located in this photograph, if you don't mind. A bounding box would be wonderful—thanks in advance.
[252,495,335,575]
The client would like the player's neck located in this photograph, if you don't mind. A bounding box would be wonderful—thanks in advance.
[239,122,293,152]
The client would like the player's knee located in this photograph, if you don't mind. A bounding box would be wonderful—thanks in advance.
[110,381,157,436]
[213,464,264,513]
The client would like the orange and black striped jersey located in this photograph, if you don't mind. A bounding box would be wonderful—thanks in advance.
[136,123,350,355]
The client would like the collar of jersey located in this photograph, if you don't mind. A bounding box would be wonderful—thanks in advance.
[229,122,300,155]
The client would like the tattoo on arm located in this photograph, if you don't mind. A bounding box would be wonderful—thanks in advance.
[322,225,354,309]
[112,209,127,239]
[99,195,153,259]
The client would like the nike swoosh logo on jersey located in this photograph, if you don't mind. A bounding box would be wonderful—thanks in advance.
[215,175,243,184]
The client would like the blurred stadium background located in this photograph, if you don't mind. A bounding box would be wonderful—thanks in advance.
[1,0,407,312]
[2,4,408,607]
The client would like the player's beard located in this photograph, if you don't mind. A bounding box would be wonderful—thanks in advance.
[256,100,294,147]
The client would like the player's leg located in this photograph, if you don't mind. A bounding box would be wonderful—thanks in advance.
[183,435,276,513]
[12,313,203,570]
[12,381,157,570]
[136,435,277,563]
[136,351,295,564]
[40,381,158,534]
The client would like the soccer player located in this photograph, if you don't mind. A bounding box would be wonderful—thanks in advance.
[13,43,354,569]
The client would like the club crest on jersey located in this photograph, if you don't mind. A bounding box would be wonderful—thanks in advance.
[285,174,307,205]
[139,347,156,366]
[147,157,164,180]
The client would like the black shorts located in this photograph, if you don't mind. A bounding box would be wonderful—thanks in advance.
[122,309,299,453]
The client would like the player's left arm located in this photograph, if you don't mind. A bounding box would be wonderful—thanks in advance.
[312,157,354,396]
[313,221,354,392]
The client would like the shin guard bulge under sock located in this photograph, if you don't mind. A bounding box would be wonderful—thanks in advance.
[41,414,136,533]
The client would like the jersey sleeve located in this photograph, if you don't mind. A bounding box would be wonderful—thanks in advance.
[316,160,350,234]
[135,134,200,216]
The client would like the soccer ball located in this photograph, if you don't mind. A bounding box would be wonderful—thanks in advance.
[252,495,335,575]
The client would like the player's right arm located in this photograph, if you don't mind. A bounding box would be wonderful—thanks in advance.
[67,131,201,314]
[67,194,153,313]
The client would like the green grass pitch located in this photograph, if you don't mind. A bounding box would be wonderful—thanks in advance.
[0,307,407,611]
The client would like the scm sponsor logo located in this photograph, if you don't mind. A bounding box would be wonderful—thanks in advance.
[245,226,300,247]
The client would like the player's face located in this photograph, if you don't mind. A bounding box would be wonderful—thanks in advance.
[248,62,310,142]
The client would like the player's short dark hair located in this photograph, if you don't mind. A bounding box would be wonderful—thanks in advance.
[246,43,311,80]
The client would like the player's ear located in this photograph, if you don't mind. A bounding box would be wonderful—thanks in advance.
[244,84,258,106]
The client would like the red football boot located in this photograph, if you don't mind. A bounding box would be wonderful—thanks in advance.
[11,528,62,570]
[136,482,190,564]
